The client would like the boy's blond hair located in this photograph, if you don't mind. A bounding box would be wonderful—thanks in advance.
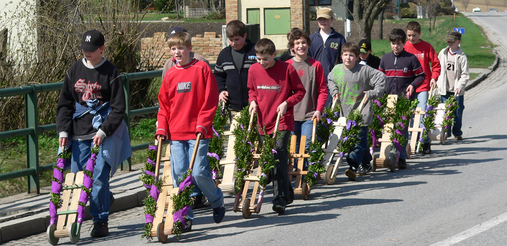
[341,42,360,57]
[226,20,246,38]
[255,38,276,55]
[167,32,191,49]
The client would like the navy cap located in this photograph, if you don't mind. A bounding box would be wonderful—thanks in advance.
[79,30,104,52]
[168,26,187,37]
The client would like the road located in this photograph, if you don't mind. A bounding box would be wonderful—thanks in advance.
[6,12,507,246]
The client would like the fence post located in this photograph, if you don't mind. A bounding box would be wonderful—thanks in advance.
[25,84,40,193]
[121,73,132,171]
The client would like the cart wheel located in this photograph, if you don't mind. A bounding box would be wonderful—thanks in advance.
[302,182,310,200]
[323,165,336,185]
[440,130,446,145]
[233,191,241,212]
[372,156,377,172]
[157,222,168,243]
[68,222,80,244]
[389,153,396,172]
[242,199,251,219]
[406,144,411,159]
[46,224,59,245]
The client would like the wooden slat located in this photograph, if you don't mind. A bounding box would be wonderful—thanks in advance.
[57,172,75,231]
[163,188,179,235]
[151,187,169,235]
[65,172,84,229]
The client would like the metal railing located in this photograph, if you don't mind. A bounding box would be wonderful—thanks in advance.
[0,70,164,194]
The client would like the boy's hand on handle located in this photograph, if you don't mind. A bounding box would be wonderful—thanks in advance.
[430,78,437,89]
[333,93,340,101]
[155,134,166,142]
[219,91,229,103]
[312,110,321,122]
[277,101,288,116]
[406,85,414,97]
[249,101,257,115]
[59,137,68,149]
[455,88,461,94]
[93,134,103,147]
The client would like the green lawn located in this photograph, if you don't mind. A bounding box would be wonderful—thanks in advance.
[371,15,495,68]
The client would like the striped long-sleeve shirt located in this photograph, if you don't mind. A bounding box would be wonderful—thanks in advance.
[378,50,425,99]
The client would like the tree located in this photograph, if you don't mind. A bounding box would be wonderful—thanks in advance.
[348,0,392,40]
[426,0,442,34]
[461,0,470,12]
[485,0,491,9]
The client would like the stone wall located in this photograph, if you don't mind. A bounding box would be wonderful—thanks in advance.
[140,31,223,70]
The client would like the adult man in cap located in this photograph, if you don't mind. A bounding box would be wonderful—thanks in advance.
[308,8,346,105]
[358,39,381,69]
[162,26,210,78]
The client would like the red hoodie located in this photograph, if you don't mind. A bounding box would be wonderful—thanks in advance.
[404,40,441,93]
[248,60,306,135]
[157,59,218,140]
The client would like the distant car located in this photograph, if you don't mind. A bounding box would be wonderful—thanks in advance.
[489,8,498,12]
[472,7,481,12]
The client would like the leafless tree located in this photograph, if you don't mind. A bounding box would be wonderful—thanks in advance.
[339,0,392,40]
[426,0,442,34]
[461,0,470,12]
[485,0,491,9]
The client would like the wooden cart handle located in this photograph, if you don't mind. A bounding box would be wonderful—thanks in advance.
[331,97,338,111]
[311,117,317,144]
[189,133,202,170]
[247,111,256,132]
[356,95,368,114]
[154,135,164,178]
[273,111,282,141]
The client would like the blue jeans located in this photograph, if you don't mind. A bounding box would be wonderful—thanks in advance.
[259,131,291,204]
[416,91,430,143]
[346,126,372,169]
[71,139,111,223]
[440,92,464,137]
[170,138,223,221]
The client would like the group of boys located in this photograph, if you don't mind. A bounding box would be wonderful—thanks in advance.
[55,8,468,239]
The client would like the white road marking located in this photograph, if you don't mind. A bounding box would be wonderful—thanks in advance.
[431,212,507,246]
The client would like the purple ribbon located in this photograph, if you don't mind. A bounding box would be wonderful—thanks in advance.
[150,184,160,201]
[401,116,407,121]
[339,152,344,158]
[370,128,377,147]
[396,122,405,130]
[326,118,332,124]
[49,202,57,225]
[314,172,318,178]
[147,158,156,166]
[173,206,190,228]
[272,149,277,154]
[343,136,349,142]
[395,129,403,136]
[145,170,155,177]
[145,214,154,224]
[149,145,157,151]
[179,175,193,192]
[212,125,219,137]
[374,99,381,107]
[212,170,217,180]
[240,124,244,130]
[346,121,357,131]
[393,139,402,152]
[207,152,220,160]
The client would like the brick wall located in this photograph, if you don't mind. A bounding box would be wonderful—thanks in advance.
[225,0,238,23]
[140,31,223,70]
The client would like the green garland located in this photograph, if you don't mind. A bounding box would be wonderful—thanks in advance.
[369,94,388,148]
[171,169,194,239]
[208,104,230,180]
[419,94,439,150]
[258,128,277,195]
[334,108,364,166]
[386,95,418,156]
[50,150,71,211]
[305,105,340,187]
[232,107,258,193]
[442,95,459,134]
[140,146,163,240]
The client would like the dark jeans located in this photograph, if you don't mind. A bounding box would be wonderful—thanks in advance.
[440,92,464,137]
[259,131,291,204]
[346,126,372,169]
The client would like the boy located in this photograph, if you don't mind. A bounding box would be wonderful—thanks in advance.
[436,31,469,140]
[328,42,386,181]
[161,26,210,210]
[308,8,346,105]
[215,20,257,114]
[405,21,441,154]
[162,26,209,79]
[56,30,132,238]
[156,32,225,231]
[286,28,328,155]
[247,38,306,214]
[358,39,381,69]
[379,29,425,169]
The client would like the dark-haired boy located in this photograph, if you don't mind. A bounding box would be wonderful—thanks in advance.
[215,20,257,114]
[405,21,441,154]
[379,29,425,169]
[248,38,306,214]
[328,42,385,180]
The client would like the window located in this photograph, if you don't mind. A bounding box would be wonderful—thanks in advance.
[310,0,332,6]
[264,8,290,35]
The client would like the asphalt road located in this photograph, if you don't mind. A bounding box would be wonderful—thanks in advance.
[6,12,507,246]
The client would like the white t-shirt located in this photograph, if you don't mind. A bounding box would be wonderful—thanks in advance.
[445,50,457,92]
[320,29,330,45]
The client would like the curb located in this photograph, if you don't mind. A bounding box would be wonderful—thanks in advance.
[465,55,500,91]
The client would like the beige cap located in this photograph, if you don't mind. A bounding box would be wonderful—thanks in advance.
[316,8,334,20]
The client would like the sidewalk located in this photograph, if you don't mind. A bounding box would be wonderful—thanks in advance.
[0,60,501,244]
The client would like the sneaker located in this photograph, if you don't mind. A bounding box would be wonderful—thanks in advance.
[345,168,356,181]
[212,205,225,223]
[191,195,211,209]
[90,222,108,238]
[357,164,372,175]
[398,158,407,169]
[455,135,463,140]
[422,143,432,155]
[272,200,286,214]
[181,220,192,233]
